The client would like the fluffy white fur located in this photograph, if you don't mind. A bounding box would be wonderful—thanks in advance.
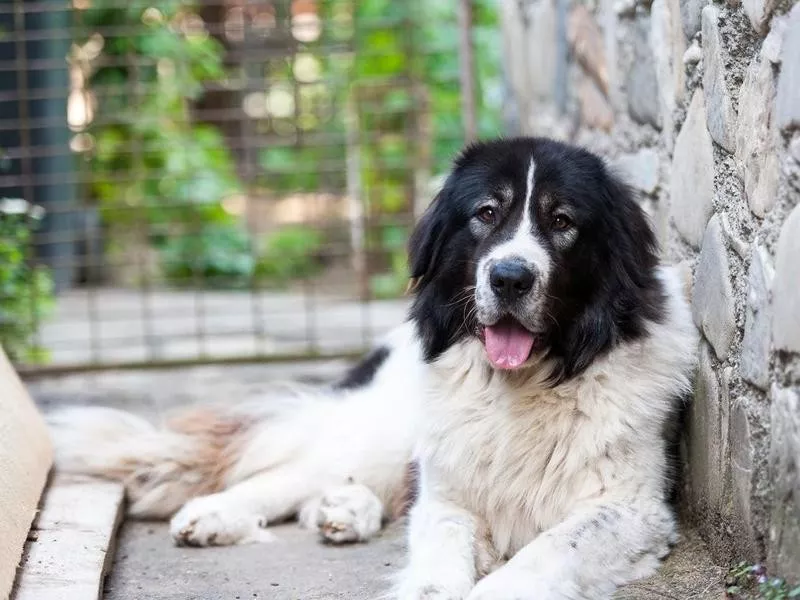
[397,266,697,599]
[49,323,424,546]
[47,265,695,599]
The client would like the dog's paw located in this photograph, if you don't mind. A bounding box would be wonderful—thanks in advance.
[315,483,383,544]
[394,568,474,600]
[395,582,471,600]
[466,567,561,600]
[169,494,276,547]
[398,586,466,600]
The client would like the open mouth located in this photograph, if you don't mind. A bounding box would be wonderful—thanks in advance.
[478,316,537,370]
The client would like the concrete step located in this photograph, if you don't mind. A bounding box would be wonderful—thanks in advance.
[12,474,125,600]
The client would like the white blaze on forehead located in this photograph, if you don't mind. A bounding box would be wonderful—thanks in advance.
[524,157,536,224]
[482,157,551,281]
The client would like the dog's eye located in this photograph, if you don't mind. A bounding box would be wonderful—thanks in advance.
[552,214,572,230]
[476,206,497,225]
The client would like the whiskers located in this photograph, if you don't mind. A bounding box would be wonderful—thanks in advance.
[444,285,476,309]
[441,280,561,338]
[460,303,480,336]
[442,285,480,336]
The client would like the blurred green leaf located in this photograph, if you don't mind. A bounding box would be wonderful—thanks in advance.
[0,212,55,362]
[255,227,324,286]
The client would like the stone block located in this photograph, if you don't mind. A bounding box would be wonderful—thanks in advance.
[773,205,800,353]
[688,343,725,511]
[743,0,776,33]
[768,384,800,580]
[776,3,800,131]
[730,400,757,554]
[628,20,662,128]
[568,4,609,94]
[653,194,672,248]
[670,90,715,247]
[578,77,614,131]
[720,211,749,260]
[692,215,737,361]
[499,0,531,126]
[683,40,702,65]
[736,55,779,217]
[676,258,694,304]
[702,5,737,152]
[614,148,660,194]
[680,0,704,37]
[762,14,787,65]
[741,247,774,390]
[650,0,685,150]
[615,0,638,16]
[600,0,620,109]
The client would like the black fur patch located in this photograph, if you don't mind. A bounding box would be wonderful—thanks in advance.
[407,137,666,384]
[664,392,691,506]
[334,346,391,390]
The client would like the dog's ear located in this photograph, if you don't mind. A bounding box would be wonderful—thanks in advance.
[552,170,662,382]
[407,190,448,285]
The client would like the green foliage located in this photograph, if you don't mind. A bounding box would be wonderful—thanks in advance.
[259,146,335,193]
[254,0,502,298]
[255,227,324,286]
[369,224,409,299]
[727,562,800,600]
[0,201,54,363]
[159,222,255,288]
[93,121,240,232]
[79,0,502,294]
[79,0,245,285]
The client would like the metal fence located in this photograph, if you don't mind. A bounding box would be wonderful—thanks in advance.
[0,0,502,373]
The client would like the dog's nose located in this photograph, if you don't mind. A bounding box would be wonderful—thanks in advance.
[489,261,535,301]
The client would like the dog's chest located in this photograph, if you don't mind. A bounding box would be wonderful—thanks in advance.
[419,371,610,556]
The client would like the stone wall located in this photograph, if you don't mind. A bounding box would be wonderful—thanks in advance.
[499,0,800,579]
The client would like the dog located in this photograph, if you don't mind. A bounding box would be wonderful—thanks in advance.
[48,137,698,599]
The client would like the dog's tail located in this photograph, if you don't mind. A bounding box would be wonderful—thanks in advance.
[47,402,267,519]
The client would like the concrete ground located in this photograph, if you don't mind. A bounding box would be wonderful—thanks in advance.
[103,520,723,600]
[28,363,727,600]
[105,521,406,600]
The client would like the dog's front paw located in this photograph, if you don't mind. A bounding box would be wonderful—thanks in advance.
[169,494,275,547]
[466,567,559,600]
[315,483,383,544]
[395,571,473,600]
[396,583,469,600]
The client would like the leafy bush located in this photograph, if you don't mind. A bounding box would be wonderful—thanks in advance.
[0,199,55,363]
[253,0,502,297]
[369,224,409,299]
[159,222,255,288]
[77,0,246,279]
[255,227,324,286]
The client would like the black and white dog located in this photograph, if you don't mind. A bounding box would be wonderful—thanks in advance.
[49,137,697,599]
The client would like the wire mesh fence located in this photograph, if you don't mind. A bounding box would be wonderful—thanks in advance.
[0,0,503,372]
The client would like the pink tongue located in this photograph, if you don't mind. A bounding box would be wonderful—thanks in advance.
[484,321,536,370]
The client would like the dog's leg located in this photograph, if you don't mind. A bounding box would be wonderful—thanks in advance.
[169,467,320,547]
[395,493,483,600]
[298,483,384,544]
[465,499,676,600]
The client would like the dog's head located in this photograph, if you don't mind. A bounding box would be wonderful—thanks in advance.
[408,137,665,383]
